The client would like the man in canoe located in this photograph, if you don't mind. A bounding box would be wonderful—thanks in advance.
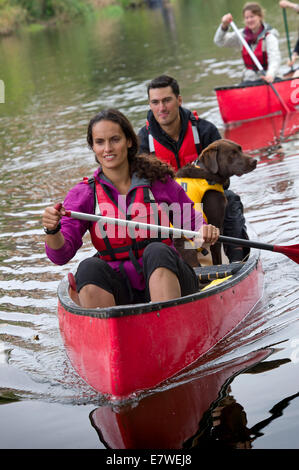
[138,74,248,262]
[42,109,219,309]
[214,2,281,85]
[280,0,299,77]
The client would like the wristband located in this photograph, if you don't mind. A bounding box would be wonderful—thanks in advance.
[44,222,61,235]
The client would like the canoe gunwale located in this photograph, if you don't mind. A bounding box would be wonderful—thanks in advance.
[214,77,294,92]
[57,249,261,320]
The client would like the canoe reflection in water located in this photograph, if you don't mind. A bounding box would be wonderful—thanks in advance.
[89,349,293,449]
[224,111,299,155]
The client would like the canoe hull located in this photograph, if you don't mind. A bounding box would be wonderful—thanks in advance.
[215,78,298,123]
[224,112,299,152]
[58,252,264,398]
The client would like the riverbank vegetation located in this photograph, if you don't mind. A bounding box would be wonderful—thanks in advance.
[0,0,142,35]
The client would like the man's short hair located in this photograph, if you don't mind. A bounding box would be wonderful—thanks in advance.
[147,75,180,98]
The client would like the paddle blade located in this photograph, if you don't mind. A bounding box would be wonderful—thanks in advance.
[273,244,299,264]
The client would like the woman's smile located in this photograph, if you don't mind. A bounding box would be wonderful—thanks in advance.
[103,154,116,160]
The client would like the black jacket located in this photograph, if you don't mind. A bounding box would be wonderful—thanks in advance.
[138,107,221,160]
[138,106,247,262]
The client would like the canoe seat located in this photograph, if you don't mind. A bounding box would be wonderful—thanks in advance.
[194,262,243,283]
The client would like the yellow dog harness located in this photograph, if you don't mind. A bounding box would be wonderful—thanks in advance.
[175,176,224,222]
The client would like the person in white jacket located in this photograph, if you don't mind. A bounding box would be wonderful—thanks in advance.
[214,2,281,85]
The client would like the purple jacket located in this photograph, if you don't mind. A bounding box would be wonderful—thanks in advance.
[45,168,205,290]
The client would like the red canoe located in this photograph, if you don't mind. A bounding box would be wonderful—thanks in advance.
[224,111,299,152]
[215,78,299,123]
[89,349,271,449]
[57,246,264,399]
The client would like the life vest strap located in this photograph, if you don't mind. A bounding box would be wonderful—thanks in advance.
[98,237,167,258]
[89,178,173,264]
[148,133,155,153]
[146,111,202,158]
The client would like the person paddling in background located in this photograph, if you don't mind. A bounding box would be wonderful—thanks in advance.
[279,1,299,77]
[138,75,248,262]
[42,109,219,309]
[214,2,281,85]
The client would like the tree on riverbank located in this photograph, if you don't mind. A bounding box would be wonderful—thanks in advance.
[0,0,142,35]
[16,0,91,19]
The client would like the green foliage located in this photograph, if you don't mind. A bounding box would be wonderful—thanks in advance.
[98,4,123,18]
[0,0,95,34]
[12,0,48,18]
[47,0,92,19]
[117,0,139,7]
[9,0,92,20]
[0,3,26,34]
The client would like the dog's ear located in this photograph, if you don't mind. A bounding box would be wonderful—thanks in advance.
[200,147,219,174]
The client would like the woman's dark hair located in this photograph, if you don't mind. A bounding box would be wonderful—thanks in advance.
[87,108,175,183]
[147,75,180,98]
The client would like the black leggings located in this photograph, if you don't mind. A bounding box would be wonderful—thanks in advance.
[75,243,199,305]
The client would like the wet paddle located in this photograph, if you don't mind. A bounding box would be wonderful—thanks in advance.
[64,209,299,264]
[230,20,292,114]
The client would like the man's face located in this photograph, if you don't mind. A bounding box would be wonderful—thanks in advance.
[148,86,182,127]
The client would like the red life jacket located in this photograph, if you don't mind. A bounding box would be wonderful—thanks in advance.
[242,31,269,71]
[87,178,173,264]
[146,111,201,171]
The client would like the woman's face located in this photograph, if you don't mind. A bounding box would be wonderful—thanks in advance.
[243,10,262,32]
[91,120,132,172]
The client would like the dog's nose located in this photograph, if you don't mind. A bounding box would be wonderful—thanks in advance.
[251,158,257,168]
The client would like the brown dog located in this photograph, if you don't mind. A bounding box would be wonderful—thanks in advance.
[174,139,257,266]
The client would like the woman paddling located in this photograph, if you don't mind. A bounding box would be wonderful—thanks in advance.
[42,109,219,309]
[214,2,281,85]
